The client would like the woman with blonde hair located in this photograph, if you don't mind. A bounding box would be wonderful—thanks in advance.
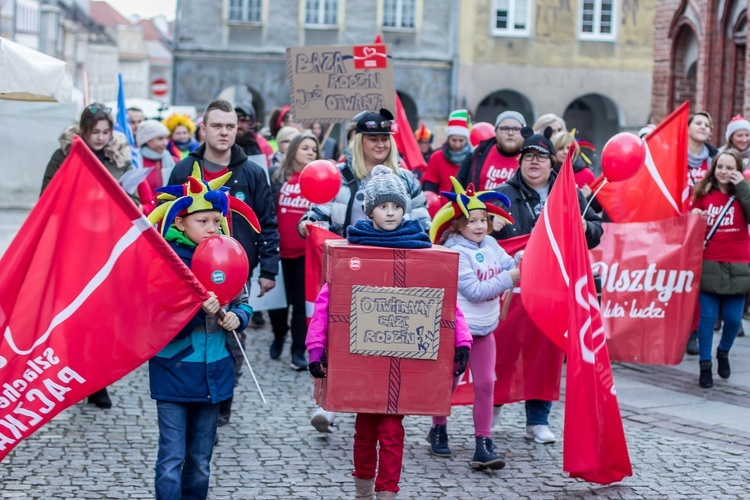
[551,131,595,190]
[532,113,566,135]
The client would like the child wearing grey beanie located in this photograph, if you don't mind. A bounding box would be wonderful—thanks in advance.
[363,165,409,216]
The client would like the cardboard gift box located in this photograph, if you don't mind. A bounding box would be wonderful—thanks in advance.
[314,240,459,416]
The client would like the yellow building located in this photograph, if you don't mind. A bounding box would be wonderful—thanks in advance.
[457,0,655,155]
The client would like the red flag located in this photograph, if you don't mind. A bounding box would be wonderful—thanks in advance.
[521,153,632,484]
[305,225,343,322]
[0,137,207,461]
[372,34,426,174]
[592,101,689,222]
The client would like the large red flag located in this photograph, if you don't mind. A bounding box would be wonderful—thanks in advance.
[0,137,207,461]
[305,224,343,322]
[521,153,632,484]
[373,34,426,174]
[591,101,689,222]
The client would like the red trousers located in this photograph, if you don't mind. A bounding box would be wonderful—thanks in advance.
[353,413,405,493]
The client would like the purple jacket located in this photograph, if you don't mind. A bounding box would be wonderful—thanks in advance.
[306,283,474,362]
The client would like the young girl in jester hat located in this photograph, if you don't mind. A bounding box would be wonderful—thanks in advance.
[306,165,474,499]
[427,176,519,471]
[146,164,260,499]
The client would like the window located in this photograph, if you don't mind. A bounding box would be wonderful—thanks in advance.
[383,0,416,30]
[306,0,338,26]
[228,0,262,23]
[579,0,616,40]
[491,0,530,36]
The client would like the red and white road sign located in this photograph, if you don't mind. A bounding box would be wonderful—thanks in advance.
[151,78,169,97]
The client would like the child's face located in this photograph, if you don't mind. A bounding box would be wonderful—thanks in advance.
[459,210,489,244]
[370,202,404,231]
[175,211,222,244]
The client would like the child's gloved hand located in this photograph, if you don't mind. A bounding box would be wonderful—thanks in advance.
[453,346,470,376]
[201,292,220,315]
[219,312,240,332]
[309,361,326,379]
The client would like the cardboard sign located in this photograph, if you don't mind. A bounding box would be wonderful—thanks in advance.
[285,44,396,123]
[350,285,443,360]
[315,240,459,416]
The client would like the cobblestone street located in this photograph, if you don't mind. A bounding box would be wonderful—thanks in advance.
[2,316,750,499]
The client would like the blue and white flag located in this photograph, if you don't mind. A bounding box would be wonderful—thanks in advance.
[115,74,141,169]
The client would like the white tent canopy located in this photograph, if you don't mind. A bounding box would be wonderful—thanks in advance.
[0,37,73,103]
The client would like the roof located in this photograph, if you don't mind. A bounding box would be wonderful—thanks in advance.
[136,19,164,41]
[90,2,132,27]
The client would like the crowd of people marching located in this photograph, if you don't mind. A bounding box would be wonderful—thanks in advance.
[39,99,750,498]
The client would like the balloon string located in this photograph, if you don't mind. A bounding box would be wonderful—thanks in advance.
[583,178,608,216]
[218,308,267,404]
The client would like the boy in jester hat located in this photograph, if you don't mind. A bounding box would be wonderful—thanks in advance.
[146,164,259,499]
[427,177,518,471]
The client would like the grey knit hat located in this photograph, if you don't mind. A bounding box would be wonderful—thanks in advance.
[136,119,169,146]
[494,110,527,128]
[363,165,409,216]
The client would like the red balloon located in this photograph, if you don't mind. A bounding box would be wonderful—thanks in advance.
[192,235,249,305]
[425,190,443,218]
[469,122,495,147]
[300,159,342,204]
[601,132,646,182]
[744,169,750,182]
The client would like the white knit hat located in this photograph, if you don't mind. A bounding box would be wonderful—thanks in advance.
[445,109,470,139]
[725,115,750,141]
[136,119,170,147]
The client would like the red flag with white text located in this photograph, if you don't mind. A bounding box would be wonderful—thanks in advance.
[591,101,689,222]
[521,153,632,484]
[0,137,207,461]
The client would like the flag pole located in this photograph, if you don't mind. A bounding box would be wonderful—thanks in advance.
[218,309,267,404]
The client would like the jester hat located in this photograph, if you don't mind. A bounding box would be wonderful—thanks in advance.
[147,162,261,237]
[428,177,514,243]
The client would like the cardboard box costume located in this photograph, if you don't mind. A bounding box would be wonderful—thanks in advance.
[314,240,459,416]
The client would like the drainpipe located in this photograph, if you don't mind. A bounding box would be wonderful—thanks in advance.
[449,0,459,112]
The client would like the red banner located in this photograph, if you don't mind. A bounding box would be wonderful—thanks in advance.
[590,216,705,364]
[0,137,207,461]
[304,225,342,322]
[592,101,689,222]
[452,234,564,406]
[522,152,632,484]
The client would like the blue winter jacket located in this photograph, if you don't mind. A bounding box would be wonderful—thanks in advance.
[149,240,252,404]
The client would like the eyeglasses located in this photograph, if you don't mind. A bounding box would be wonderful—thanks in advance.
[86,104,112,114]
[361,120,392,131]
[522,152,550,162]
[497,126,522,134]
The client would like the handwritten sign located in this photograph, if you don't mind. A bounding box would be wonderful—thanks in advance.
[349,285,443,360]
[285,44,396,123]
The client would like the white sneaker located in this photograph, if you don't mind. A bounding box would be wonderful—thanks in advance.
[311,407,335,433]
[524,424,556,444]
[492,406,503,428]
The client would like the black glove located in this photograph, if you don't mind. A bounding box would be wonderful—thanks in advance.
[309,361,326,379]
[321,351,328,368]
[453,346,470,377]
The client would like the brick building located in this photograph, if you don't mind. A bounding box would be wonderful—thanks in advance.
[652,0,748,140]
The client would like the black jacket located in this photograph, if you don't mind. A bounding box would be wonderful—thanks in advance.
[169,144,281,280]
[493,168,603,250]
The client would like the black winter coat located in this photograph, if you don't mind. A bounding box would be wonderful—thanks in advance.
[169,144,281,280]
[493,168,603,250]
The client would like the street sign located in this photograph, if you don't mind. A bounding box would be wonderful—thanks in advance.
[151,78,169,97]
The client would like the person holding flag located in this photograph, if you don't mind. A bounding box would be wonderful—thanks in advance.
[492,126,602,444]
[689,149,750,388]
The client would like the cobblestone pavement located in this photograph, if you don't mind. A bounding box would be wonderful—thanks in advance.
[3,319,750,499]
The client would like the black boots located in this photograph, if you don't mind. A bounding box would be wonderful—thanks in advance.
[717,349,731,379]
[470,436,506,471]
[686,331,699,355]
[218,398,232,427]
[699,360,713,388]
[87,388,112,409]
[427,424,451,457]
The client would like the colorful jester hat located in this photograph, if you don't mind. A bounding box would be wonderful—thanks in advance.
[428,176,515,243]
[146,162,261,237]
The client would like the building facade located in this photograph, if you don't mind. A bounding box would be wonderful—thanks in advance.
[172,0,456,128]
[651,0,748,141]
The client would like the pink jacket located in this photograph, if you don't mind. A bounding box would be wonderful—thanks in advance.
[306,283,473,362]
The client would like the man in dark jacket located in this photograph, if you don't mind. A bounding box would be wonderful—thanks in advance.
[457,110,526,191]
[491,126,603,445]
[235,102,274,164]
[169,99,280,426]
